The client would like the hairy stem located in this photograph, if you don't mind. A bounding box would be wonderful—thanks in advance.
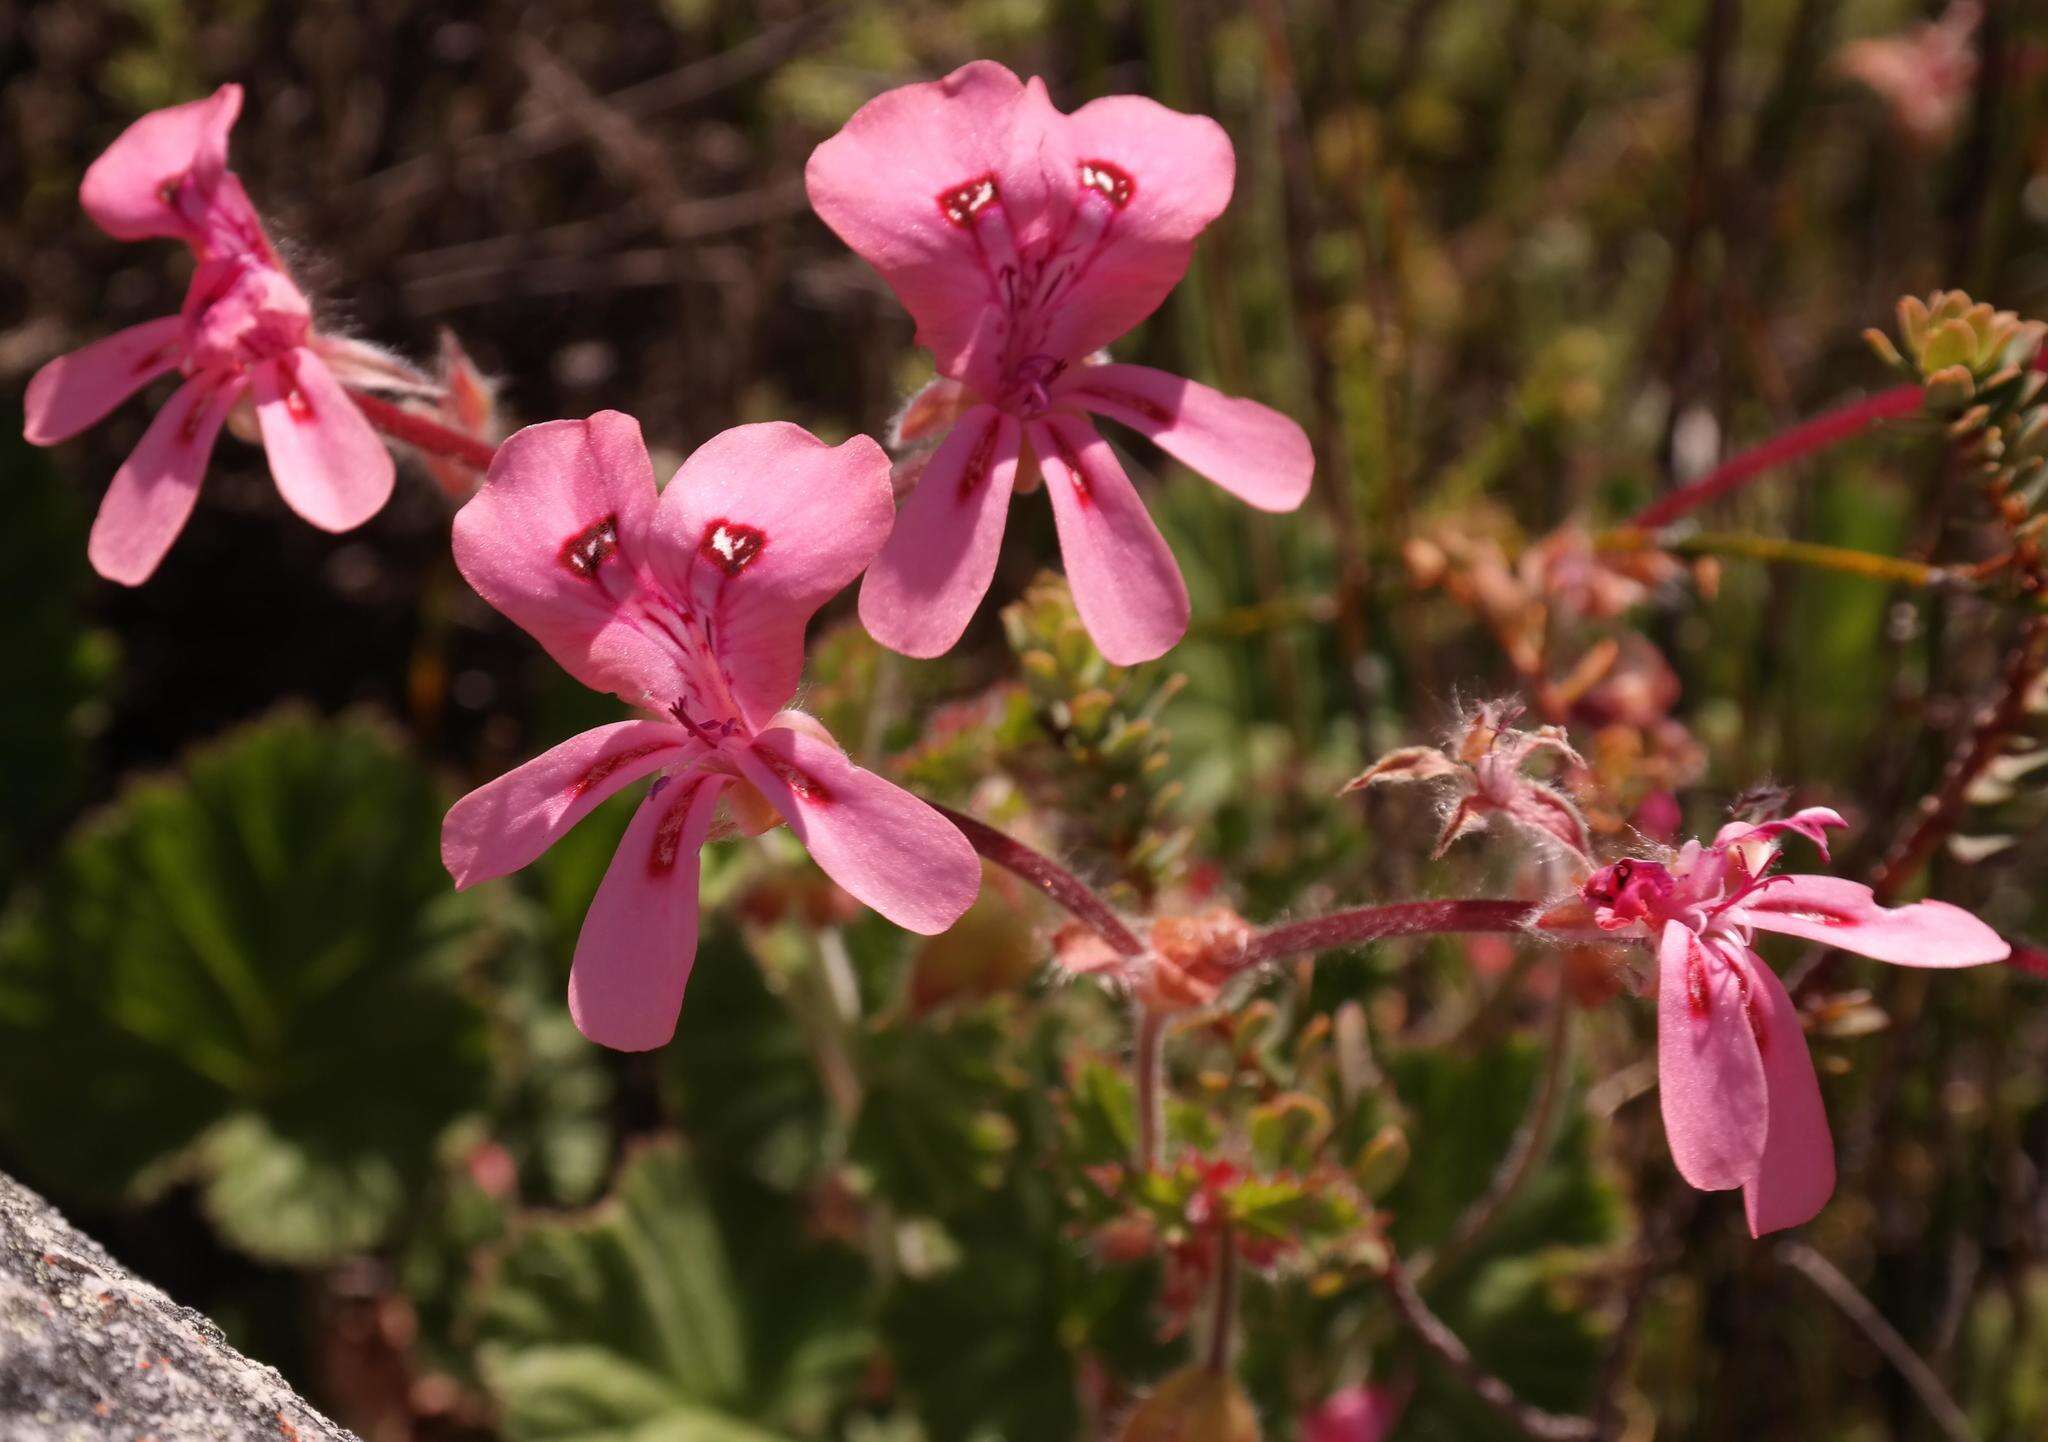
[348,389,499,475]
[932,805,1145,957]
[1134,1007,1168,1173]
[1631,383,1924,529]
[1244,899,1540,967]
[1383,1255,1597,1442]
[1205,1216,1239,1375]
[1777,1241,1979,1442]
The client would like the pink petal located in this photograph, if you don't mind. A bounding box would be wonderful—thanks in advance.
[1058,363,1311,513]
[80,84,240,245]
[568,771,727,1052]
[87,371,246,585]
[1031,95,1235,364]
[23,316,186,445]
[1714,806,1846,863]
[1739,952,1836,1236]
[442,720,698,889]
[451,411,682,707]
[252,349,396,533]
[1027,413,1188,665]
[1504,781,1593,859]
[648,422,895,728]
[1739,875,2009,967]
[735,722,979,935]
[859,406,1022,658]
[1301,1385,1409,1442]
[804,62,1073,395]
[1656,920,1768,1193]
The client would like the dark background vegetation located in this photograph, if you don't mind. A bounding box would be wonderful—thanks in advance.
[3,2,2046,1439]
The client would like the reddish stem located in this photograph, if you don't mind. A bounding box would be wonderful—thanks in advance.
[1631,383,1924,529]
[1244,899,1540,967]
[347,389,499,474]
[931,804,1146,957]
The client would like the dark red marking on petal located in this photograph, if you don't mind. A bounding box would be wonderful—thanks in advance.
[699,519,765,576]
[759,749,833,806]
[131,346,174,377]
[938,174,1000,227]
[1735,965,1766,1049]
[957,415,1002,500]
[568,742,670,801]
[1078,159,1135,208]
[284,379,315,423]
[1049,425,1093,507]
[647,787,695,876]
[1076,383,1172,424]
[559,514,620,579]
[1684,948,1711,1018]
[178,389,213,442]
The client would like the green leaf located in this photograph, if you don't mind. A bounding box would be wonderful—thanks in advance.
[477,1139,870,1442]
[0,707,489,1262]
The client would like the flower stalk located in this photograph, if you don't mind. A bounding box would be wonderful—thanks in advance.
[1631,383,1925,529]
[347,389,499,476]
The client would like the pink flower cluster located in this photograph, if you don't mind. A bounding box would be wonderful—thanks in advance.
[24,86,394,583]
[25,71,2017,1259]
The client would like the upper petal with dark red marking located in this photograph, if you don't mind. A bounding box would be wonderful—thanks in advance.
[451,411,682,706]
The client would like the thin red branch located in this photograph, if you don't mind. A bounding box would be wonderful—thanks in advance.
[1776,1242,1979,1442]
[347,389,499,474]
[1632,383,1924,529]
[1384,1255,1597,1442]
[1244,899,1541,967]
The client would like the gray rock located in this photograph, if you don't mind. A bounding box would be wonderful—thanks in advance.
[0,1170,358,1442]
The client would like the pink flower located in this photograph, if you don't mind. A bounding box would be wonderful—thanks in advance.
[1344,702,1592,861]
[23,84,394,584]
[441,412,980,1051]
[1300,1384,1408,1442]
[1835,1,1980,149]
[806,62,1313,665]
[1580,808,2007,1234]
